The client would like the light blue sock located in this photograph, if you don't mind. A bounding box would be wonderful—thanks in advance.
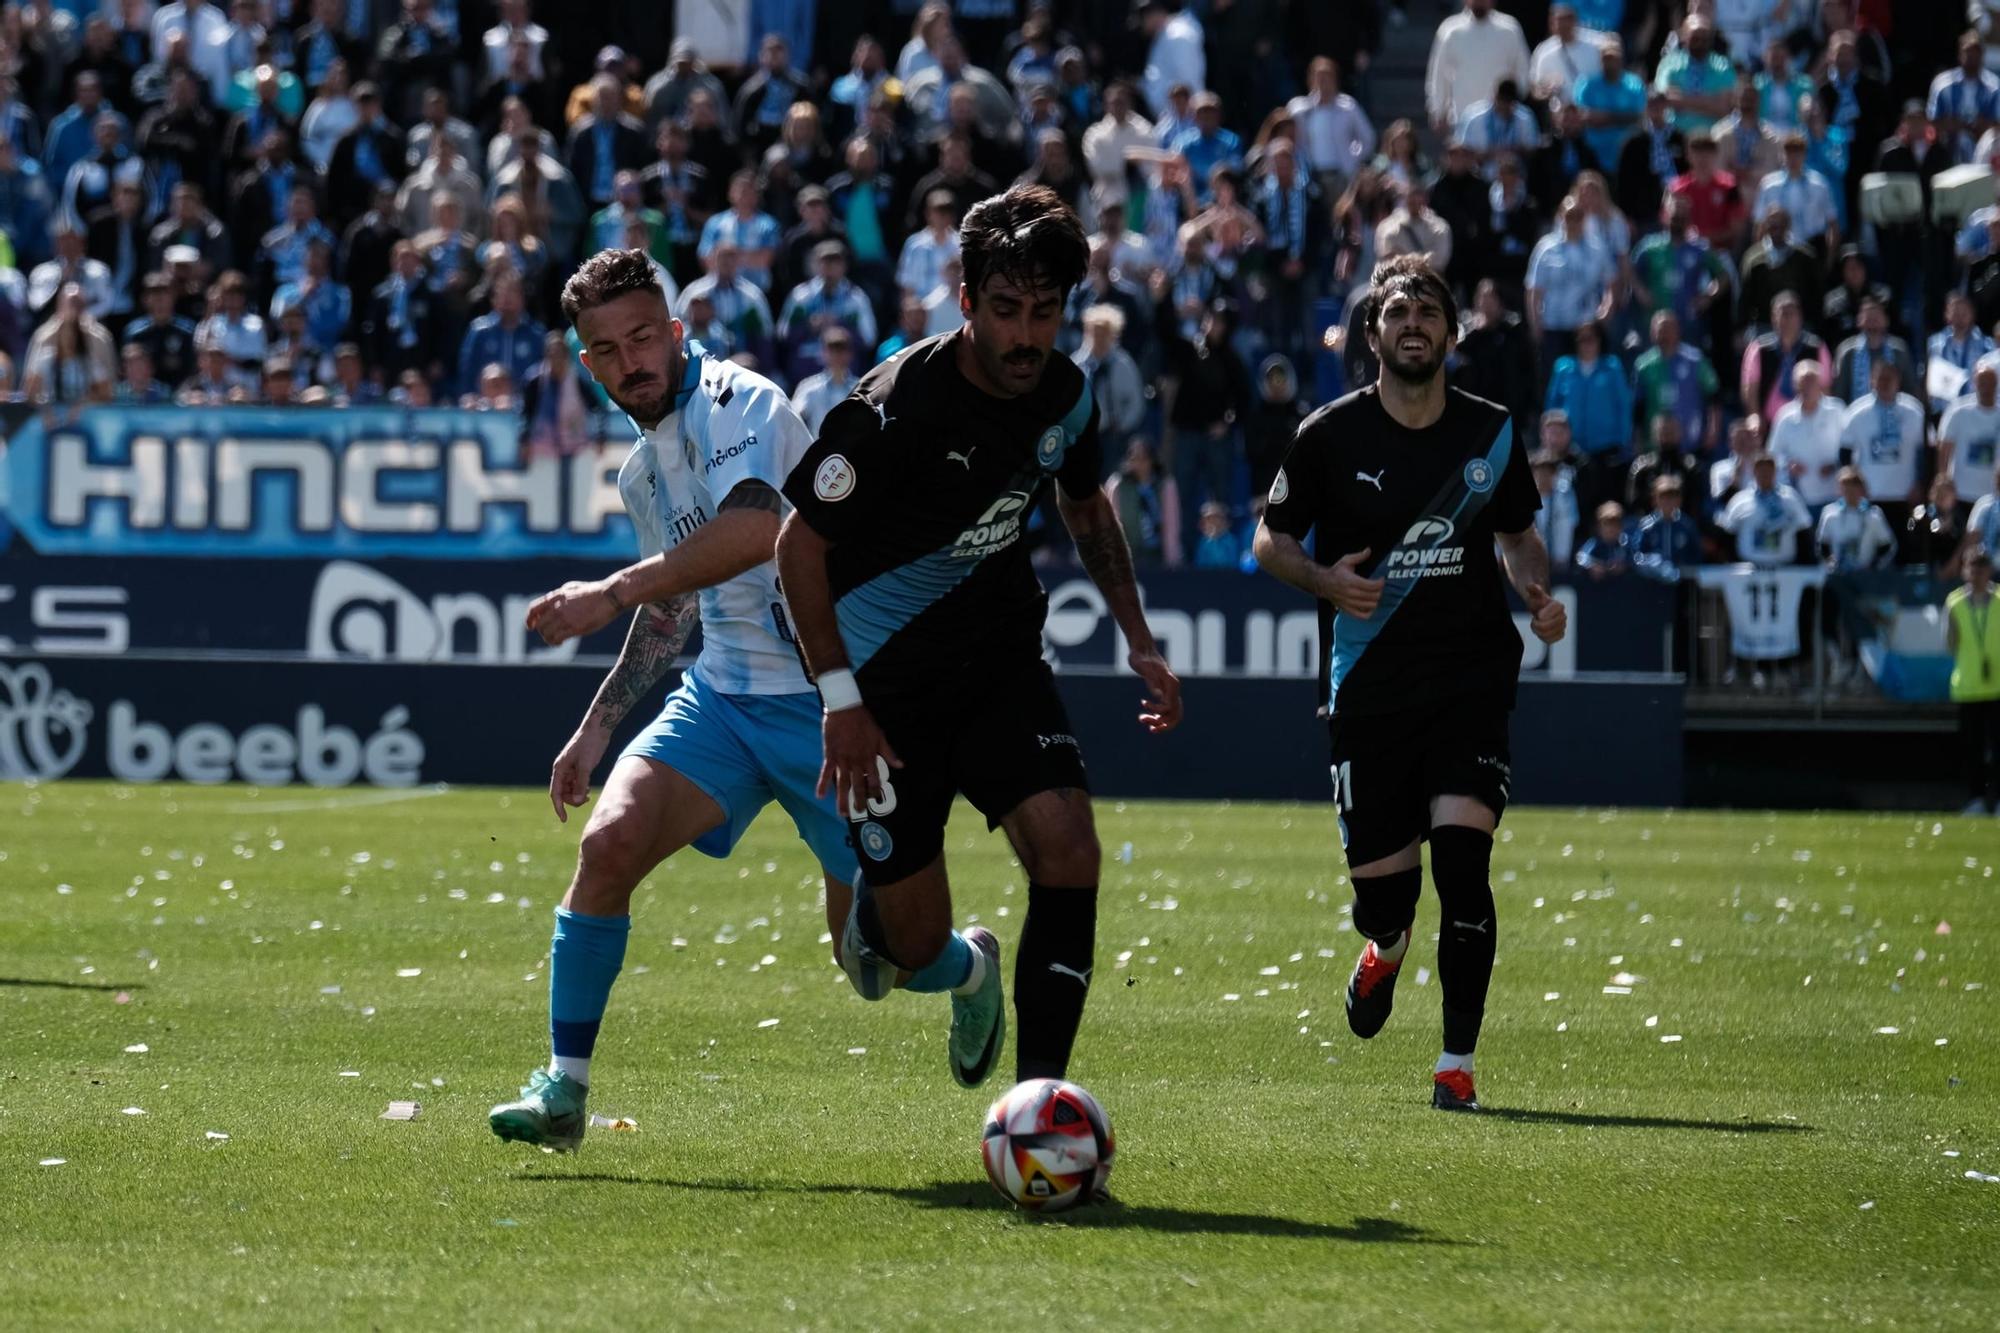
[549,907,630,1084]
[903,930,975,994]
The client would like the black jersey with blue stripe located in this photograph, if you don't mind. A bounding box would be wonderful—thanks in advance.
[782,330,1101,700]
[1262,385,1540,718]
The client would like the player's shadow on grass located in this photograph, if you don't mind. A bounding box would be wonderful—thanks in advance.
[1481,1107,1814,1134]
[518,1174,1457,1243]
[0,976,141,993]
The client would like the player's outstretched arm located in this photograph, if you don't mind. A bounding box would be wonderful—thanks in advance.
[774,510,902,816]
[1496,526,1567,645]
[525,483,786,646]
[1058,488,1182,732]
[548,595,699,822]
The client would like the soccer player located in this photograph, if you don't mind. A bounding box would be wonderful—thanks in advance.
[487,248,896,1152]
[776,183,1181,1091]
[1251,255,1567,1113]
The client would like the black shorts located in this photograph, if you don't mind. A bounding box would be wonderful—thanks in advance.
[849,658,1089,884]
[1327,696,1512,868]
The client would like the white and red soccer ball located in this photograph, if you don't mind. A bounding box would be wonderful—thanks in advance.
[980,1078,1114,1212]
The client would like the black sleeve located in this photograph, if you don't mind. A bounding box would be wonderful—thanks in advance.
[781,394,897,543]
[1491,417,1542,535]
[1056,399,1103,502]
[1262,417,1325,541]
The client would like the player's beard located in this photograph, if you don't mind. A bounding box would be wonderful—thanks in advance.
[1380,334,1445,385]
[605,351,680,426]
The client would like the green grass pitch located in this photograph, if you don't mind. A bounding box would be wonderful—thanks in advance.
[5,783,1998,1330]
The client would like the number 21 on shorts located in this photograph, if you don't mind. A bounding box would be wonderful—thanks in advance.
[1330,760,1355,814]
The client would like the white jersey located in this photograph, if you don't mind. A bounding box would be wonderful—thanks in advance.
[1816,499,1897,572]
[1766,396,1846,508]
[1721,484,1812,566]
[1838,392,1926,503]
[614,346,813,695]
[1941,398,2000,501]
[1969,493,2000,556]
[1702,565,1822,660]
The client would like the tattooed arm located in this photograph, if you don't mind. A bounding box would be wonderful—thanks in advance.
[548,594,700,821]
[1057,487,1183,732]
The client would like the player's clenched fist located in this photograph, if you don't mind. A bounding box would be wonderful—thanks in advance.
[1322,547,1385,619]
[818,706,903,819]
[1525,583,1567,644]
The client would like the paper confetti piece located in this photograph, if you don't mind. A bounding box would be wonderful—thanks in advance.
[587,1114,638,1131]
[123,1043,149,1054]
[396,967,422,978]
[380,1101,420,1121]
[846,1047,867,1055]
[337,1070,361,1078]
[120,1107,146,1116]
[1875,1026,1901,1035]
[756,1017,781,1028]
[205,1131,230,1141]
[39,1158,65,1166]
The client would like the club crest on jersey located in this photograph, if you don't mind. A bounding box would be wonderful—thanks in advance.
[1035,426,1066,469]
[1270,468,1290,503]
[858,821,893,861]
[1463,457,1496,494]
[815,454,855,501]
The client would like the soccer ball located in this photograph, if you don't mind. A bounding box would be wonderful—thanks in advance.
[980,1078,1115,1212]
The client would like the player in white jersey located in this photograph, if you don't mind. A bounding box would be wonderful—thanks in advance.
[1940,362,2000,506]
[489,250,867,1153]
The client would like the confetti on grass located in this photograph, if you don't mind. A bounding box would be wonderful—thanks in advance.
[380,1102,421,1121]
[587,1114,638,1131]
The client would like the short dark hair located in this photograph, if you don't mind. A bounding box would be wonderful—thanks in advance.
[1359,255,1458,342]
[561,247,666,324]
[959,183,1088,308]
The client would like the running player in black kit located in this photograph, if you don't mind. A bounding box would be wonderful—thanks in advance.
[777,184,1181,1092]
[1253,256,1567,1112]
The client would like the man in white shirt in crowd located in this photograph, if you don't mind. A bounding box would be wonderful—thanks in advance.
[896,190,962,301]
[1839,358,1927,528]
[1942,360,2000,512]
[1529,4,1603,105]
[1818,467,1898,573]
[1767,360,1846,514]
[1427,0,1531,137]
[1286,57,1375,197]
[1928,292,1997,412]
[788,325,857,435]
[1722,452,1813,566]
[1139,0,1206,119]
[1082,82,1155,206]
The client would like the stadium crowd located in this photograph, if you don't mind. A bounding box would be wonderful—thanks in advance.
[0,0,1996,580]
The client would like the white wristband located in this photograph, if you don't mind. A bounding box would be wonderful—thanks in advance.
[817,668,862,712]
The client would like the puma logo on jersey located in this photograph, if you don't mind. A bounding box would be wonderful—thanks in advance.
[946,447,976,469]
[871,399,895,429]
[1047,962,1093,987]
[1452,919,1492,935]
[1357,469,1386,491]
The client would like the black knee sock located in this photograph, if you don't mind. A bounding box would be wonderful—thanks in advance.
[1429,826,1497,1056]
[1014,882,1097,1083]
[1350,866,1422,947]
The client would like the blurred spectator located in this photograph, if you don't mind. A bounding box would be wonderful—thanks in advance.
[115,341,170,403]
[457,268,544,399]
[1818,467,1898,572]
[642,119,716,282]
[877,293,928,362]
[1627,412,1704,516]
[777,240,875,383]
[1714,81,1784,218]
[1425,0,1530,136]
[1721,453,1813,565]
[1654,16,1733,135]
[62,112,136,229]
[1767,361,1847,512]
[482,0,548,85]
[1531,103,1600,209]
[1461,78,1539,182]
[360,240,446,387]
[1755,39,1814,130]
[176,332,241,403]
[1742,292,1833,432]
[414,192,480,329]
[1945,547,2000,815]
[588,170,669,265]
[391,367,434,406]
[406,87,480,180]
[1107,437,1178,567]
[1838,359,1926,525]
[775,184,842,299]
[374,0,454,126]
[1017,129,1088,220]
[84,173,147,329]
[769,102,836,192]
[1075,302,1147,466]
[523,330,589,457]
[1575,500,1633,578]
[644,39,726,135]
[1374,178,1451,273]
[675,242,774,366]
[897,187,961,300]
[1528,5,1601,105]
[1250,139,1324,358]
[1427,140,1490,297]
[1193,500,1240,569]
[475,42,558,139]
[1737,209,1821,335]
[340,180,406,316]
[698,168,780,293]
[329,342,380,406]
[1138,1,1206,120]
[256,183,335,298]
[487,131,584,265]
[826,35,891,142]
[921,254,967,335]
[43,69,110,192]
[299,57,358,173]
[293,2,363,97]
[195,267,267,374]
[1928,293,1995,411]
[1909,476,1966,578]
[21,281,114,402]
[569,75,649,211]
[1613,90,1686,225]
[221,64,295,174]
[1286,56,1373,197]
[732,33,810,157]
[267,301,330,388]
[1083,82,1154,206]
[1530,446,1579,566]
[1833,297,1916,406]
[1754,135,1838,263]
[1167,91,1242,206]
[1709,415,1765,519]
[29,221,113,323]
[1942,363,2000,514]
[1526,195,1612,371]
[1930,30,2000,164]
[259,353,298,405]
[326,84,404,230]
[1545,321,1633,514]
[146,182,228,277]
[1153,274,1248,561]
[481,197,550,310]
[1968,462,2000,558]
[680,91,738,189]
[460,362,519,413]
[1455,280,1538,439]
[1634,310,1719,454]
[1635,476,1702,580]
[0,136,54,271]
[1576,36,1645,171]
[788,323,858,435]
[1669,135,1745,253]
[1817,30,1892,173]
[1245,353,1307,502]
[1092,196,1155,284]
[1372,117,1431,193]
[124,271,198,385]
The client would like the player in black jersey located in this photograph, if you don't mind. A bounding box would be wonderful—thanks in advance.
[778,184,1181,1094]
[1253,256,1567,1112]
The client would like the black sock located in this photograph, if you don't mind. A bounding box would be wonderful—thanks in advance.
[1430,826,1497,1056]
[1350,866,1422,947]
[1014,881,1097,1082]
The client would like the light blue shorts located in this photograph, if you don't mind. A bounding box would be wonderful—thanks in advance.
[621,673,857,884]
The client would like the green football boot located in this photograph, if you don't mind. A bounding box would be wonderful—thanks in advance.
[948,927,1006,1089]
[489,1068,588,1152]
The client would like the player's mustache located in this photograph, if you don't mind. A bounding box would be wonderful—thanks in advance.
[1004,348,1042,365]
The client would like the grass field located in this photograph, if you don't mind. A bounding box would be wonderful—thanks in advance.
[4,783,1998,1330]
